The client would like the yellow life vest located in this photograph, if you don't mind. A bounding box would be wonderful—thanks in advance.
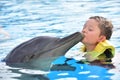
[80,40,115,64]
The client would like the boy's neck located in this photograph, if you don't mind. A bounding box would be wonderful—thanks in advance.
[85,44,97,52]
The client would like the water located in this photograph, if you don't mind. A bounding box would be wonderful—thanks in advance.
[0,0,120,80]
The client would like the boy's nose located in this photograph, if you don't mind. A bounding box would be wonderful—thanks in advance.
[82,29,86,33]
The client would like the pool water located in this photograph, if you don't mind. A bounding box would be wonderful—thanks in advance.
[0,0,120,80]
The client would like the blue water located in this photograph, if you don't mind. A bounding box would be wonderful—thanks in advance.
[0,0,120,80]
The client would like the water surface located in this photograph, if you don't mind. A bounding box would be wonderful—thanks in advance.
[0,0,120,80]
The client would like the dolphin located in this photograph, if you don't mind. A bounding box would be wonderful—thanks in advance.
[4,32,84,71]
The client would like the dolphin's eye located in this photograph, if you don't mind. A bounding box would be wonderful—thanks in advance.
[30,55,35,59]
[23,55,35,62]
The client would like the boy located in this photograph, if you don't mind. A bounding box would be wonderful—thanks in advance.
[80,16,115,68]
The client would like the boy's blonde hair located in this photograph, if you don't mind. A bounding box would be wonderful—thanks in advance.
[89,16,113,40]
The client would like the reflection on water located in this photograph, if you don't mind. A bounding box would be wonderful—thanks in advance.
[0,0,120,80]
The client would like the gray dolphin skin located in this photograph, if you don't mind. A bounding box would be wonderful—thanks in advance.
[4,32,84,71]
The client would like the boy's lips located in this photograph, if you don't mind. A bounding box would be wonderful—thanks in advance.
[81,33,85,41]
[81,33,86,37]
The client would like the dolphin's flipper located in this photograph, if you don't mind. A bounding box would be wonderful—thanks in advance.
[50,64,76,71]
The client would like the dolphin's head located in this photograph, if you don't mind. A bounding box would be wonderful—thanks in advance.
[4,32,84,71]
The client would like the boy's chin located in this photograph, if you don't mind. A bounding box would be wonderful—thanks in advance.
[81,41,86,45]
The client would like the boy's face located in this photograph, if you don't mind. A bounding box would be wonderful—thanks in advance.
[82,19,103,45]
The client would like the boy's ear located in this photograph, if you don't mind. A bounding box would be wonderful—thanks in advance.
[98,35,106,42]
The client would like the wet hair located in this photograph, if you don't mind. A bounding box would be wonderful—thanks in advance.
[89,16,113,40]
